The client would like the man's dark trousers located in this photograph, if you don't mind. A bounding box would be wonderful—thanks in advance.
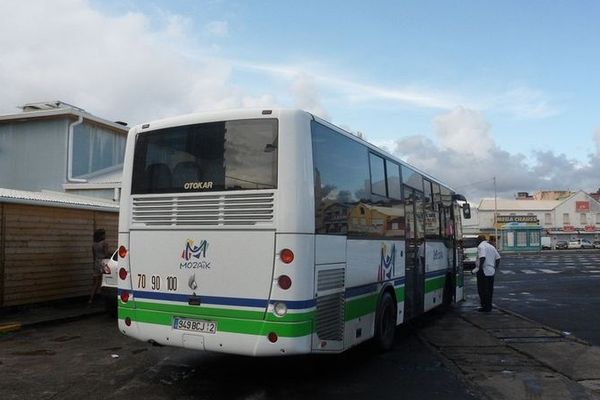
[476,268,494,311]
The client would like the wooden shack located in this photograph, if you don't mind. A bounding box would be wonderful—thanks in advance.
[0,189,118,307]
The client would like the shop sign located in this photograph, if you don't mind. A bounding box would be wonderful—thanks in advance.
[563,225,576,232]
[584,225,596,232]
[496,215,539,224]
[576,201,590,212]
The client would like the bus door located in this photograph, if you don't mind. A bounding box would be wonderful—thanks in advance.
[404,188,425,320]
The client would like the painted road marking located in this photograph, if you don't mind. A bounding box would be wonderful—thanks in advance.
[521,269,537,274]
[500,270,515,274]
[539,269,560,274]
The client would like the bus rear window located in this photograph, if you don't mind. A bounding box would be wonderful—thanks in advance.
[131,119,278,194]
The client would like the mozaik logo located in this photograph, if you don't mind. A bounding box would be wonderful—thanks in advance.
[180,239,211,270]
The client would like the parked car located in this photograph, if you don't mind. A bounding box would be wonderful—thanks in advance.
[568,239,594,249]
[556,240,568,249]
[541,236,552,250]
[461,236,479,269]
[101,250,119,315]
[594,240,600,249]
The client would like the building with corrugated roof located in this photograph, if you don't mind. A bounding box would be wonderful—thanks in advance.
[0,100,128,200]
[0,101,126,307]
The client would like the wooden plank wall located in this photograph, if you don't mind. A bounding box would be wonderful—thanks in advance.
[0,203,118,307]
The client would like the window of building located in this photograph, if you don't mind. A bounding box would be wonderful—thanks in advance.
[563,213,570,225]
[516,231,527,247]
[581,213,587,225]
[545,213,552,225]
[530,231,540,246]
[596,213,600,225]
[72,123,126,178]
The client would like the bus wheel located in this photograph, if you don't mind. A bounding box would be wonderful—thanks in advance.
[374,291,396,351]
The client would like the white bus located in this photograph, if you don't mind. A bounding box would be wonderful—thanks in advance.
[116,109,469,356]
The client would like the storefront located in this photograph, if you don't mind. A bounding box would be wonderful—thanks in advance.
[499,219,542,252]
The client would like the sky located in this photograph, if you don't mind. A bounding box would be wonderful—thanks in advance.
[1,0,599,202]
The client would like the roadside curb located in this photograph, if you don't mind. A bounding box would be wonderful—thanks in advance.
[420,299,600,399]
[0,322,21,334]
[0,307,106,334]
[492,302,591,346]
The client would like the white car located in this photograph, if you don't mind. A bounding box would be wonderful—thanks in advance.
[101,250,119,315]
[461,236,479,269]
[568,239,594,249]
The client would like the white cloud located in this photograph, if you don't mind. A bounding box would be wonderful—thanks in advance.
[0,1,263,124]
[433,107,494,157]
[487,86,560,119]
[392,108,600,202]
[594,128,600,156]
[289,73,329,119]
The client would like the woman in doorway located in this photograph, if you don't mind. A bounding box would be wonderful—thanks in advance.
[89,229,109,304]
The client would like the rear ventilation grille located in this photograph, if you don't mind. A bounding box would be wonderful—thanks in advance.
[315,267,345,341]
[131,192,274,226]
[317,268,345,292]
[316,293,345,341]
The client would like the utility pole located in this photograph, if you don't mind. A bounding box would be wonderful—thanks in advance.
[494,176,499,249]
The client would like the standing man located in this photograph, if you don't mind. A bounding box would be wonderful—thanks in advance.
[473,235,501,312]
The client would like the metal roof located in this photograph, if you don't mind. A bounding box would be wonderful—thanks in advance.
[0,188,119,212]
[478,198,562,211]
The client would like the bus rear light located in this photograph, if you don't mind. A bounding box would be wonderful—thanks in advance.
[267,332,278,343]
[125,317,132,326]
[280,248,294,264]
[277,275,292,290]
[273,302,288,317]
[119,268,128,280]
[120,290,130,303]
[118,245,128,258]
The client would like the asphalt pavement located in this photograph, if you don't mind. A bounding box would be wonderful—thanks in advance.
[2,251,600,399]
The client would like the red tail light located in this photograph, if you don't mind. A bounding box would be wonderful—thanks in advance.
[120,290,130,303]
[118,245,128,258]
[268,332,278,343]
[119,268,128,280]
[280,248,294,264]
[277,275,292,290]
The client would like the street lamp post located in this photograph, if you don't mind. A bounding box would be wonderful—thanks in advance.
[494,176,499,249]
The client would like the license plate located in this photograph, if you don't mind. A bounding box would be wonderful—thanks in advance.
[173,317,217,334]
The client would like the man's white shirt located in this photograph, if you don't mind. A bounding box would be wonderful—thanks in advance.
[474,241,501,276]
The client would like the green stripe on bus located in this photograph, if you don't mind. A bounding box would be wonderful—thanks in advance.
[395,286,405,301]
[344,285,405,321]
[425,276,445,292]
[345,293,378,321]
[118,308,312,337]
[121,300,315,323]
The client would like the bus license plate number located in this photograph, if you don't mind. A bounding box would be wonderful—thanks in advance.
[173,318,217,334]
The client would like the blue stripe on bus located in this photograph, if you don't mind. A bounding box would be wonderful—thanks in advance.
[345,284,378,299]
[425,270,448,279]
[345,277,406,300]
[394,277,406,286]
[122,289,315,310]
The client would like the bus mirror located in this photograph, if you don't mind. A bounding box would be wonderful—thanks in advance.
[462,203,471,219]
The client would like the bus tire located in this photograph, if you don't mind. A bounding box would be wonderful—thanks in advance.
[374,291,396,351]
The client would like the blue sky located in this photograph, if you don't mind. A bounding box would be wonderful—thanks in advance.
[1,0,599,199]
